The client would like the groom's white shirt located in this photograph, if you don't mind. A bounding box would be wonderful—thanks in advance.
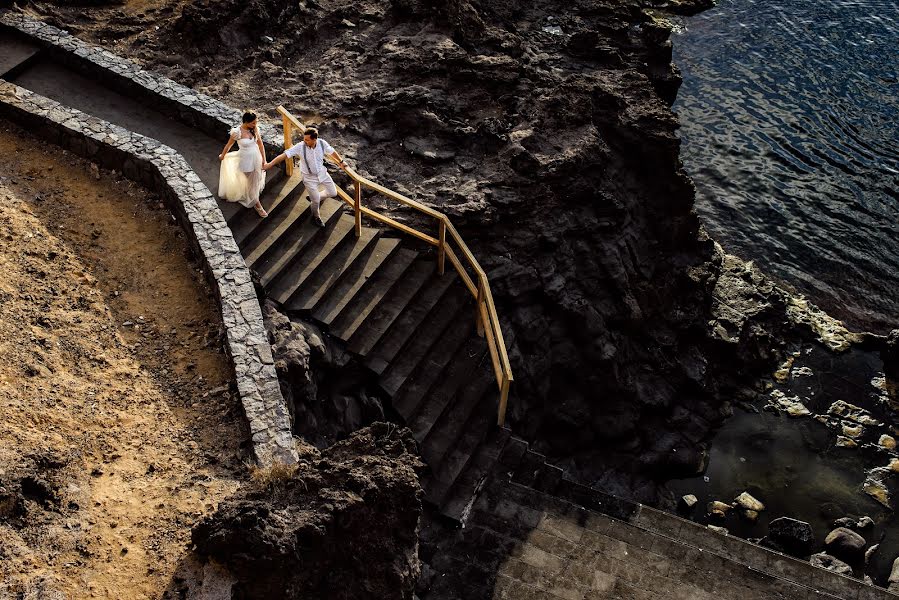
[285,139,335,179]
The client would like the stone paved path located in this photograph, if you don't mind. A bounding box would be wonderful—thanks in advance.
[421,476,895,600]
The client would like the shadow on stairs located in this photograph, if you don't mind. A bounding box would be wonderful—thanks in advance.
[229,173,509,522]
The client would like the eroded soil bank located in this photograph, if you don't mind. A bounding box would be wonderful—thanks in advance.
[0,120,248,598]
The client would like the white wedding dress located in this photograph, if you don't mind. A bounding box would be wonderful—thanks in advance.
[218,126,266,208]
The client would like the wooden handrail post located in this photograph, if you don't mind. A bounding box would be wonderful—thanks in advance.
[282,115,293,177]
[354,180,362,237]
[476,278,485,337]
[437,219,446,275]
[497,376,510,426]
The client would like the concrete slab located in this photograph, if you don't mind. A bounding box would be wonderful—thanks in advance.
[0,30,41,78]
[11,59,224,192]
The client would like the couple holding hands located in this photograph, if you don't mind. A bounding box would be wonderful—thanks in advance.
[218,110,348,226]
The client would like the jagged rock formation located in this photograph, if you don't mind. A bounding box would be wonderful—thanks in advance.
[22,0,890,506]
[191,423,424,600]
[263,300,387,448]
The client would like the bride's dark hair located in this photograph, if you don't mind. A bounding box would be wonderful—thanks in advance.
[242,111,257,137]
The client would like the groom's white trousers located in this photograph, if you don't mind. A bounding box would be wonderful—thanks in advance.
[303,172,337,219]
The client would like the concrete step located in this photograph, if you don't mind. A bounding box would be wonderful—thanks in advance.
[356,269,459,370]
[423,397,500,513]
[219,167,286,226]
[419,374,495,469]
[380,291,473,399]
[228,171,300,246]
[308,237,403,325]
[216,195,243,223]
[240,191,307,265]
[379,286,474,396]
[250,198,342,281]
[440,426,511,522]
[284,225,382,311]
[407,337,489,443]
[268,212,359,301]
[328,249,420,342]
[346,259,436,357]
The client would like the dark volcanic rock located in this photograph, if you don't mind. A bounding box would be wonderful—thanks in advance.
[263,301,386,447]
[884,329,899,381]
[809,552,853,576]
[30,0,855,506]
[767,517,815,557]
[192,423,424,600]
[824,527,867,562]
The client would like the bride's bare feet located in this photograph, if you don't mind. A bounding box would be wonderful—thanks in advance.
[254,202,268,218]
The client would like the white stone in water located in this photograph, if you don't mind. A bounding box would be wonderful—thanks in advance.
[682,494,698,508]
[742,509,760,522]
[864,473,891,508]
[889,556,899,593]
[842,423,864,439]
[770,390,811,417]
[791,366,814,378]
[827,400,882,427]
[836,436,857,448]
[879,435,897,450]
[734,492,765,512]
[707,501,733,518]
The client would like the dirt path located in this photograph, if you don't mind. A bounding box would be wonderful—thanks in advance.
[0,120,249,599]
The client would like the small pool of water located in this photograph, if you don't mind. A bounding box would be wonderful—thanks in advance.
[668,346,899,583]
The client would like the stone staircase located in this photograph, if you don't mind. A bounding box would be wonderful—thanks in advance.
[419,437,898,600]
[222,171,505,520]
[0,22,512,521]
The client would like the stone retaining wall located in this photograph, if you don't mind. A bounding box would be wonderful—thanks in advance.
[0,11,285,156]
[0,80,297,466]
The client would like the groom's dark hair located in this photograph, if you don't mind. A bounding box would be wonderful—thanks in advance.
[304,127,319,139]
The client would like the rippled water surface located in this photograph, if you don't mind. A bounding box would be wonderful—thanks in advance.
[672,0,899,333]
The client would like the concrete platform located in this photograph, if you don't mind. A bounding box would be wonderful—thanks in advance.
[0,30,41,78]
[10,58,223,192]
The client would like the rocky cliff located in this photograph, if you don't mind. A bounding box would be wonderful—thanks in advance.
[191,423,424,599]
[24,0,861,504]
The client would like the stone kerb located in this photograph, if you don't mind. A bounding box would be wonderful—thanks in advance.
[0,80,298,466]
[0,11,286,156]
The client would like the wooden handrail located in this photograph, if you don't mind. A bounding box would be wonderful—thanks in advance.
[277,106,513,426]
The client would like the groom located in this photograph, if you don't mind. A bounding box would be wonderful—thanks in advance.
[263,127,348,227]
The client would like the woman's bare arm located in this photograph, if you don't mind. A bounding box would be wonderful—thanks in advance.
[219,137,236,161]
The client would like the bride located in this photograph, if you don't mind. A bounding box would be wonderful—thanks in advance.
[218,110,268,217]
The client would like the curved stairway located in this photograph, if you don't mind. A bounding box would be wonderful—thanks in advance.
[0,24,511,522]
[225,171,508,521]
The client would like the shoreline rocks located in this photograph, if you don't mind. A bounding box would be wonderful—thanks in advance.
[824,527,867,562]
[767,517,814,557]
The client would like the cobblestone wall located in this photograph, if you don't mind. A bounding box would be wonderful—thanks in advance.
[0,11,285,155]
[0,80,298,466]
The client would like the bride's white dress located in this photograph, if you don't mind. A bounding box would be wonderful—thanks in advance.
[218,126,266,208]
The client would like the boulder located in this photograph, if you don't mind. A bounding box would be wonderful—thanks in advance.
[682,494,699,507]
[707,501,732,518]
[857,516,874,529]
[768,517,814,556]
[865,544,879,565]
[192,424,424,600]
[809,553,853,576]
[734,491,765,512]
[741,509,760,522]
[889,556,899,593]
[824,527,866,562]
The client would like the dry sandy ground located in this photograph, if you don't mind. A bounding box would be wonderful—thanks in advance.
[0,120,249,599]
